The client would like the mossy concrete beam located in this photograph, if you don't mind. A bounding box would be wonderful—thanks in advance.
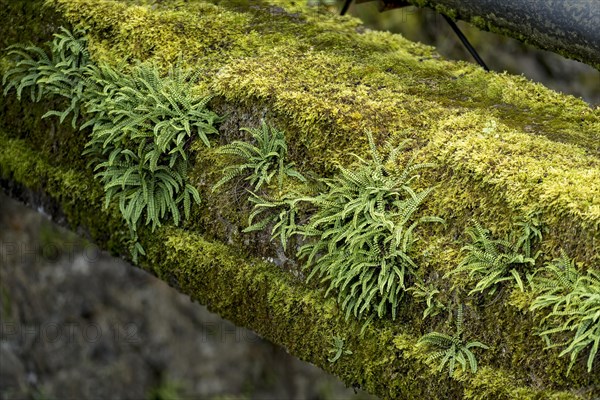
[1,0,599,399]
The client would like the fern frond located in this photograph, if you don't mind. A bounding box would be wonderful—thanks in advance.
[448,218,543,295]
[530,260,599,374]
[418,305,488,377]
[213,120,305,193]
[298,131,443,322]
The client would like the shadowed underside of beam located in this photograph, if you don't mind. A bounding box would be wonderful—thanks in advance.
[0,0,598,399]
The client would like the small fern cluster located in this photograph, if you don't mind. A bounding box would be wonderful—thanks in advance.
[82,64,219,237]
[299,133,444,321]
[244,191,311,251]
[213,121,305,192]
[328,335,353,363]
[408,281,446,319]
[528,250,579,297]
[212,121,309,251]
[418,305,489,377]
[2,27,90,128]
[448,216,542,295]
[530,253,600,374]
[3,28,220,261]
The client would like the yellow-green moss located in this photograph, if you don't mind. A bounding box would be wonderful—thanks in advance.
[1,0,599,398]
[41,0,599,265]
[0,129,130,253]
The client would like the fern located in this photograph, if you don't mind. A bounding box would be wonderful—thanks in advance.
[244,191,313,251]
[298,132,444,321]
[212,121,308,251]
[513,212,543,260]
[212,121,305,192]
[83,62,218,234]
[408,282,446,319]
[418,305,489,377]
[83,63,219,155]
[447,216,542,295]
[328,335,353,363]
[530,254,600,374]
[3,28,220,261]
[528,250,578,296]
[3,27,90,128]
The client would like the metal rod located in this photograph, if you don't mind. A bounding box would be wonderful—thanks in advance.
[342,0,489,71]
[442,14,489,71]
[340,0,353,15]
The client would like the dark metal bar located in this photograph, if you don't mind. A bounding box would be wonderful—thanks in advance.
[340,0,353,15]
[442,14,489,71]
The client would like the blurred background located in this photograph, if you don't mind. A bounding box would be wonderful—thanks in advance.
[1,3,598,400]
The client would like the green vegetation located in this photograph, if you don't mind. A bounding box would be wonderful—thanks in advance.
[408,282,445,320]
[244,191,310,251]
[213,121,305,192]
[213,121,309,251]
[418,305,489,377]
[3,28,220,261]
[1,0,599,397]
[328,335,353,363]
[147,380,184,400]
[83,63,217,260]
[530,253,600,374]
[298,133,444,321]
[529,250,580,296]
[2,27,90,127]
[447,216,542,295]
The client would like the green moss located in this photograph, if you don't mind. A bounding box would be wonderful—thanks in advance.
[0,0,87,171]
[1,0,599,398]
[0,129,127,254]
[0,0,63,50]
[142,226,445,399]
[463,367,585,400]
